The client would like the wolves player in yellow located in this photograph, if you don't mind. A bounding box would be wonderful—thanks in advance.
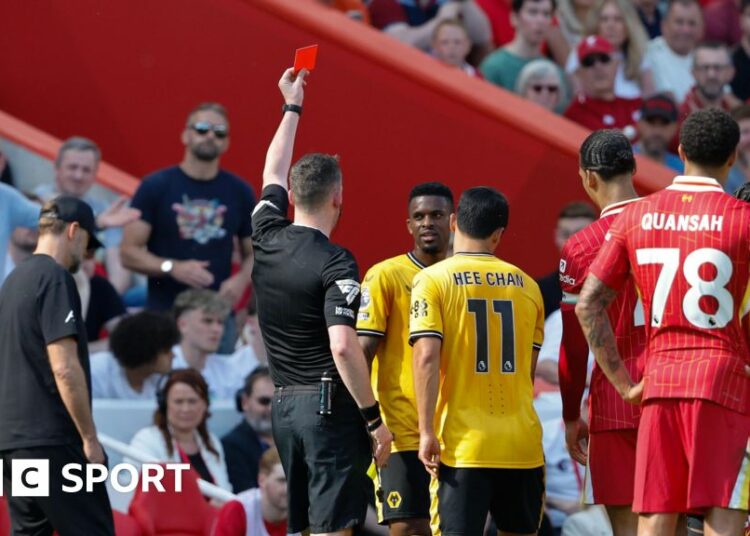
[412,187,545,535]
[357,182,454,536]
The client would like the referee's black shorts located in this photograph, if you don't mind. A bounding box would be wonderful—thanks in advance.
[1,444,114,536]
[272,383,371,534]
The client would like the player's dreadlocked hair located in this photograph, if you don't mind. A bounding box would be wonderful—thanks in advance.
[680,109,739,168]
[579,129,636,181]
[733,182,750,203]
[408,182,454,209]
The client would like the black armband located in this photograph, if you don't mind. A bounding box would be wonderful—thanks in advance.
[359,401,380,422]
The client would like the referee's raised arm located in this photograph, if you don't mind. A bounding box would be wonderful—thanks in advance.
[262,68,306,191]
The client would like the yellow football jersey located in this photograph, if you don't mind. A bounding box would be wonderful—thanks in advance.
[357,253,426,452]
[409,253,545,469]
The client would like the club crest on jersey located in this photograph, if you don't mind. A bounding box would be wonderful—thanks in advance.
[336,279,361,305]
[682,194,693,202]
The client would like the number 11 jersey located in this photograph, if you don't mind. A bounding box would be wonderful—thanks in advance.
[409,253,545,469]
[590,176,750,414]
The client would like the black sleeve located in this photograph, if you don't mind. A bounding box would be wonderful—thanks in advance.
[39,272,82,344]
[251,185,290,244]
[321,248,361,328]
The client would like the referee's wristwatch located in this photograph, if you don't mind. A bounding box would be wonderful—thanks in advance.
[160,259,174,275]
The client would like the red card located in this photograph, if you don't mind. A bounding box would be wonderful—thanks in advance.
[294,45,318,74]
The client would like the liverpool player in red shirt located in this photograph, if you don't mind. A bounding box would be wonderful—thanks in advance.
[577,108,750,536]
[559,129,646,536]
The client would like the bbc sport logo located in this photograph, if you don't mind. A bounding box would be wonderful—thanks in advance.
[0,460,190,497]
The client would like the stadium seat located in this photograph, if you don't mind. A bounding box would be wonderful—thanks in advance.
[0,495,9,536]
[129,465,217,536]
[114,510,143,536]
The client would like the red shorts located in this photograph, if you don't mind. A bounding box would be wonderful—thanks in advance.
[584,429,637,506]
[633,399,750,514]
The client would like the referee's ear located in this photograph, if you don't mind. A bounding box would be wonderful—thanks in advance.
[449,213,457,232]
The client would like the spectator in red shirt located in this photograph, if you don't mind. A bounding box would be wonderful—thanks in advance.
[564,36,642,136]
[213,448,296,536]
[703,0,742,46]
[475,0,516,46]
[680,41,742,119]
[431,19,484,77]
[369,0,492,54]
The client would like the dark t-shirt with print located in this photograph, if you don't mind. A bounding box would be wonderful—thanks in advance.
[131,166,256,310]
[0,255,91,450]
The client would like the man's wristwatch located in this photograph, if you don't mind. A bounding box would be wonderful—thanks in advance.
[160,259,174,274]
[282,104,302,116]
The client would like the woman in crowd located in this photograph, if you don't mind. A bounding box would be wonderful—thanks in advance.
[515,59,566,112]
[566,0,654,98]
[556,0,595,48]
[129,368,232,491]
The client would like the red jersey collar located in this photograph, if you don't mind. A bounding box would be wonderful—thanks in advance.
[666,175,724,193]
[600,197,640,218]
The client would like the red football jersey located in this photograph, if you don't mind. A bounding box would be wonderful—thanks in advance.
[590,176,750,414]
[564,95,642,134]
[559,199,647,431]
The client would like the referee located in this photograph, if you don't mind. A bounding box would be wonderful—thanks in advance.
[251,68,393,535]
[0,197,114,535]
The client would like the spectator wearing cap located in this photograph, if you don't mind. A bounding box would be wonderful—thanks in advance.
[644,0,704,103]
[481,0,559,91]
[634,94,683,172]
[221,367,273,493]
[730,0,750,102]
[565,0,654,99]
[564,36,642,135]
[431,19,484,77]
[727,105,750,192]
[0,196,114,535]
[515,58,566,112]
[369,0,492,54]
[680,42,741,119]
[703,0,742,47]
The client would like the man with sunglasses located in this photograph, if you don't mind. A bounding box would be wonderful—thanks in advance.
[565,36,642,137]
[222,367,273,493]
[122,102,256,322]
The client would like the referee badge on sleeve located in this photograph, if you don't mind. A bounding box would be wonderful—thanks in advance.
[336,279,361,305]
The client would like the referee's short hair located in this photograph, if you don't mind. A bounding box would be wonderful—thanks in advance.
[173,289,231,321]
[290,153,342,211]
[456,187,510,239]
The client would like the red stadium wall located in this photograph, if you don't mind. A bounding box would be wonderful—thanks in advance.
[0,0,673,276]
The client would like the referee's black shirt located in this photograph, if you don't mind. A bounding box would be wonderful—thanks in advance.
[251,185,361,387]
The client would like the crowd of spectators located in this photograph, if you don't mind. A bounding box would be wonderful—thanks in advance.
[0,0,749,532]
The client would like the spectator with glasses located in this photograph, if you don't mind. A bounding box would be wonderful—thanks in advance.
[222,367,273,493]
[515,58,566,112]
[564,36,642,135]
[679,42,741,119]
[121,103,256,336]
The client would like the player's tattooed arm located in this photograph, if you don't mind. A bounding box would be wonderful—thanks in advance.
[576,274,641,403]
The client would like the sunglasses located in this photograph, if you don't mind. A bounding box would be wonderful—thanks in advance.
[581,54,612,68]
[531,84,559,94]
[255,396,272,406]
[190,121,229,139]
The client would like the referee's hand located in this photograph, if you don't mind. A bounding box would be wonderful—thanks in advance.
[370,421,393,468]
[279,67,307,107]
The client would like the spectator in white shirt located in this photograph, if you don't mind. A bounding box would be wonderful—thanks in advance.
[91,311,179,399]
[644,0,704,102]
[172,289,258,399]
